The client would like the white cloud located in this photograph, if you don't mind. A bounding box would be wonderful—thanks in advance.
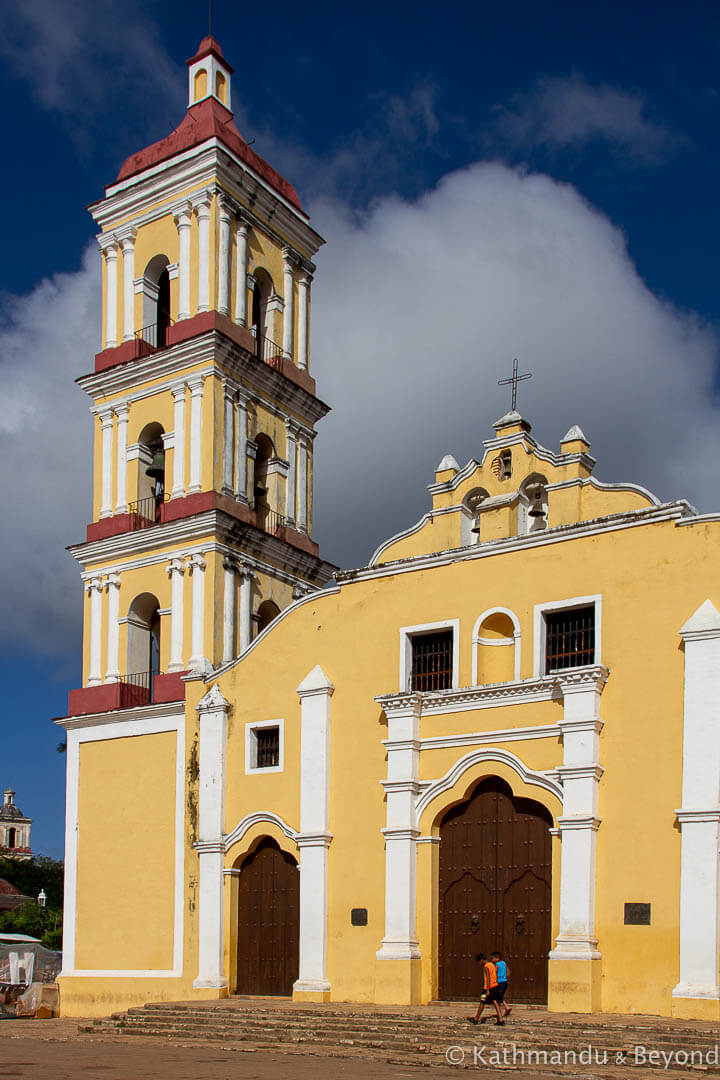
[2,162,719,658]
[494,75,676,161]
[0,0,183,121]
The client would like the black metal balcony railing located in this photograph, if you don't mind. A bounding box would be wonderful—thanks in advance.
[256,506,286,535]
[134,318,175,358]
[120,670,153,707]
[252,327,285,372]
[128,493,170,530]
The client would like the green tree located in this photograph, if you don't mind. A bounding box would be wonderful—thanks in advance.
[0,856,63,909]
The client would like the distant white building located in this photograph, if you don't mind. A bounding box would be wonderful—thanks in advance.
[0,790,32,861]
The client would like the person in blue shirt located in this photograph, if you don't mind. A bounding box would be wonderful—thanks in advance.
[491,951,511,1018]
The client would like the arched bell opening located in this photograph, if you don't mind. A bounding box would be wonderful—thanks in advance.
[135,421,166,520]
[462,487,490,546]
[256,600,281,636]
[140,254,171,349]
[251,268,277,360]
[518,473,549,535]
[126,592,161,699]
[253,433,274,529]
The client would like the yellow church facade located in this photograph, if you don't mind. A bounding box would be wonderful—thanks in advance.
[57,37,720,1023]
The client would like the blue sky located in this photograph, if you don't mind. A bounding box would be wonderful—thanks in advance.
[2,0,720,857]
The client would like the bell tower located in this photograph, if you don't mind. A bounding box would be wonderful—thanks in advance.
[67,37,336,715]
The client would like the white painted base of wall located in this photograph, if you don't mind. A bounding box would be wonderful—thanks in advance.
[293,978,331,993]
[192,976,228,989]
[672,984,720,1000]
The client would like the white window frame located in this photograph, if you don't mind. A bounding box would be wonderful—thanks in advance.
[245,718,284,774]
[399,619,460,692]
[533,594,602,677]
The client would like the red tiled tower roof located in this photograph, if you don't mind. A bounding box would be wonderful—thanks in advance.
[187,35,233,71]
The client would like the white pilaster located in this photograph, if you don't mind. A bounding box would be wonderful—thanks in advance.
[196,194,212,313]
[238,566,254,653]
[297,433,308,533]
[86,578,104,686]
[217,196,232,316]
[187,376,204,494]
[194,683,230,989]
[120,231,137,341]
[550,666,607,961]
[187,553,208,672]
[171,383,186,498]
[294,665,334,995]
[297,272,311,371]
[673,601,720,1003]
[104,574,121,682]
[235,220,249,326]
[99,410,114,519]
[222,382,235,496]
[377,695,422,960]
[173,202,192,321]
[223,558,237,663]
[285,422,297,526]
[282,248,296,360]
[167,559,186,672]
[114,403,129,513]
[100,237,119,348]
[234,396,248,501]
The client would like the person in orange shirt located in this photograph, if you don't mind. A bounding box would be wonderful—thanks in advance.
[467,953,506,1025]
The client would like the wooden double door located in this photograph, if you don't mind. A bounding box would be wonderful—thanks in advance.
[438,777,552,1003]
[235,838,299,995]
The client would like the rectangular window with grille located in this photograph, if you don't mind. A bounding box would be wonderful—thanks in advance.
[545,606,595,671]
[411,630,454,691]
[255,726,280,769]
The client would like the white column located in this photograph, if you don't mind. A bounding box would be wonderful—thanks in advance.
[294,665,334,995]
[99,410,114,519]
[296,433,308,533]
[86,578,104,686]
[120,231,137,341]
[174,203,192,321]
[187,376,204,494]
[171,384,186,498]
[285,422,297,526]
[217,197,232,316]
[297,272,311,371]
[282,248,295,360]
[234,396,248,502]
[105,574,121,682]
[222,382,234,495]
[550,667,607,962]
[166,559,186,672]
[187,553,208,671]
[114,403,129,513]
[101,238,119,348]
[238,566,254,653]
[377,696,422,960]
[673,600,720,1003]
[234,220,249,326]
[196,194,212,313]
[194,683,230,989]
[222,558,237,663]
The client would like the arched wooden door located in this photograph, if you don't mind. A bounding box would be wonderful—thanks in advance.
[235,837,299,995]
[438,777,552,1003]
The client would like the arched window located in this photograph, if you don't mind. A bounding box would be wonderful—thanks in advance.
[139,255,171,350]
[134,422,165,521]
[251,269,276,361]
[462,487,489,546]
[194,68,208,102]
[7,827,16,849]
[518,473,549,535]
[215,71,227,103]
[126,593,161,693]
[256,600,281,635]
[472,608,521,684]
[253,433,274,529]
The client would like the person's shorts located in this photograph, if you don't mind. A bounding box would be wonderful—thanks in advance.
[491,983,507,1003]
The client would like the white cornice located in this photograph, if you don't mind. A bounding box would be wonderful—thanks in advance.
[419,722,560,750]
[361,502,691,577]
[376,671,607,717]
[55,701,184,731]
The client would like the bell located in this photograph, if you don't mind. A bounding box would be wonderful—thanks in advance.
[528,489,545,518]
[470,516,482,534]
[146,450,165,482]
[254,483,268,498]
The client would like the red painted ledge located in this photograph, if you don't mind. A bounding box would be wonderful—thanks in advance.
[93,311,317,396]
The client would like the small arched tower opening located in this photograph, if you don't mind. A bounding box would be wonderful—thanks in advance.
[126,592,161,684]
[140,254,171,348]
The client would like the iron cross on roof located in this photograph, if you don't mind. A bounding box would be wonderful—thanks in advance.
[498,358,532,412]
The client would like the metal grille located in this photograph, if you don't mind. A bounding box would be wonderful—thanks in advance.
[256,727,280,769]
[411,631,453,691]
[545,606,595,671]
